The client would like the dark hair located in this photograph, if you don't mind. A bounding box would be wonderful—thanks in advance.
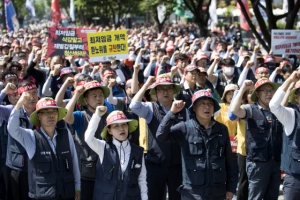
[2,71,18,81]
[175,53,189,61]
[7,61,22,71]
[102,67,116,76]
[157,48,166,54]
[18,80,35,87]
[76,74,93,84]
[282,64,293,75]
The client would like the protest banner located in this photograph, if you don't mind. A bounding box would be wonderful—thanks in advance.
[87,30,128,62]
[271,30,300,55]
[46,27,96,59]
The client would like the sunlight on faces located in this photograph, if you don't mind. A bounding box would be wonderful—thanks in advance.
[102,73,116,86]
[8,93,19,105]
[198,72,207,85]
[37,108,58,127]
[108,122,129,141]
[50,56,63,70]
[84,88,105,108]
[255,84,275,104]
[225,90,234,104]
[23,89,39,110]
[193,98,214,119]
[155,85,174,103]
[4,76,18,87]
[196,58,207,67]
[185,70,199,84]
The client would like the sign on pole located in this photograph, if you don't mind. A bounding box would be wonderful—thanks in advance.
[271,30,300,55]
[87,30,128,62]
[46,27,96,59]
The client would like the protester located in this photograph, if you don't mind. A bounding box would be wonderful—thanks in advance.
[84,107,147,199]
[157,90,235,200]
[7,96,80,199]
[231,78,283,199]
[130,74,187,200]
[63,81,110,200]
[270,71,300,200]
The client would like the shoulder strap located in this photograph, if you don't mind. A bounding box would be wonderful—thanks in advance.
[81,111,91,122]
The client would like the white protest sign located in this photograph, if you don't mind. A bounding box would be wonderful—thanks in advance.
[271,30,300,55]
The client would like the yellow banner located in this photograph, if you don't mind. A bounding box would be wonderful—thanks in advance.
[87,30,128,62]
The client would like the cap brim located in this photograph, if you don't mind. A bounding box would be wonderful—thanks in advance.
[250,82,279,102]
[149,83,181,95]
[101,119,138,139]
[188,96,220,114]
[30,107,67,126]
[79,86,110,106]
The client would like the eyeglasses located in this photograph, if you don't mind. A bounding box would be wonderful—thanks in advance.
[156,87,174,93]
[257,89,274,94]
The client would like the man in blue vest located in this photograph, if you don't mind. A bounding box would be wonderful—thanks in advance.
[269,71,300,200]
[231,78,283,200]
[130,74,188,200]
[157,90,235,200]
[64,80,110,200]
[7,95,80,200]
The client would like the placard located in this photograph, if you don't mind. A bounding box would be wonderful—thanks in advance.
[271,30,300,55]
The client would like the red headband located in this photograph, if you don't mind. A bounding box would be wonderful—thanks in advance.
[3,73,17,81]
[102,70,116,77]
[255,67,269,74]
[17,84,37,94]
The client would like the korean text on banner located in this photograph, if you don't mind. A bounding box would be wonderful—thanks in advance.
[271,30,300,55]
[87,30,128,62]
[46,27,96,59]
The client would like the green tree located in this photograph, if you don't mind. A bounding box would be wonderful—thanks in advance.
[237,0,300,52]
[182,0,212,37]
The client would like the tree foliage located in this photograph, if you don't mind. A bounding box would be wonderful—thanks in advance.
[139,0,176,32]
[182,0,212,37]
[237,0,300,52]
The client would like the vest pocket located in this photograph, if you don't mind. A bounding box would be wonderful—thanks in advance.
[188,137,203,155]
[11,152,25,168]
[80,159,97,179]
[290,149,300,174]
[37,157,51,174]
[126,185,141,199]
[211,158,226,184]
[250,138,268,161]
[35,177,56,199]
[184,158,206,186]
[94,183,115,200]
[62,174,75,198]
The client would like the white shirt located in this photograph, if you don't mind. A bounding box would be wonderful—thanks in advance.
[85,114,148,200]
[269,88,295,136]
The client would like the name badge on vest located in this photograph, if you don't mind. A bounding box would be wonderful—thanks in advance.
[40,151,51,155]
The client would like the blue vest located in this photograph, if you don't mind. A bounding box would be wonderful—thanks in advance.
[281,110,300,175]
[146,102,186,166]
[74,110,107,180]
[246,104,283,161]
[183,118,229,188]
[0,120,8,159]
[6,108,31,172]
[28,128,75,199]
[93,142,143,200]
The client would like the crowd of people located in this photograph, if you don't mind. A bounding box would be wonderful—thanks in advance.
[0,22,299,200]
